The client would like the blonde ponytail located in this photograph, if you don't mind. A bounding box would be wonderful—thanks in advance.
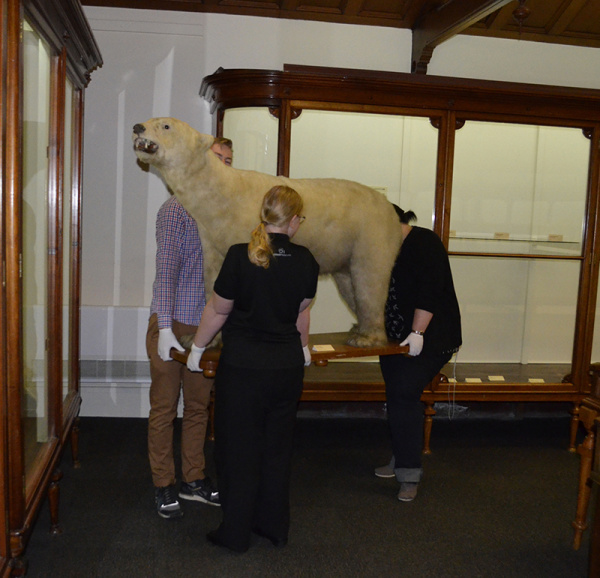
[248,221,272,269]
[248,185,304,269]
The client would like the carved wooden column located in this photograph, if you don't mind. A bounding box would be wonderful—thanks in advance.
[572,365,600,549]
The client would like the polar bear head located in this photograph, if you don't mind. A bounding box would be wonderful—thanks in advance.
[132,117,214,171]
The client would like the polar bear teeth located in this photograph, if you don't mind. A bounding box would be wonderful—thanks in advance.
[134,138,158,153]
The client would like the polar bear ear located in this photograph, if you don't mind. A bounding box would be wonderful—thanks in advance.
[195,131,217,153]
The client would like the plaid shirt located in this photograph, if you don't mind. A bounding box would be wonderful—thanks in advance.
[150,196,205,328]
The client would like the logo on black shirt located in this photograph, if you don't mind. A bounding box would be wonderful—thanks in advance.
[274,247,291,258]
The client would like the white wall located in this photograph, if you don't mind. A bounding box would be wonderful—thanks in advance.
[428,35,600,89]
[80,7,600,416]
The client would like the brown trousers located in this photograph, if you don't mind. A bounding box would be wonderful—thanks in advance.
[146,314,213,487]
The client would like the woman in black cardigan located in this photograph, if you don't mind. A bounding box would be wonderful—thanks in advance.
[376,205,462,502]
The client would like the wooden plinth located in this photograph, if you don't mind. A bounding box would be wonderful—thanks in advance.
[171,332,408,377]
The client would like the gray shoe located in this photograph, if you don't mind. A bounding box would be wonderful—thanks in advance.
[398,482,418,502]
[374,456,395,478]
[179,477,220,506]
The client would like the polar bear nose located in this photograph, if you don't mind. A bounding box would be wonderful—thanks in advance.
[133,123,146,135]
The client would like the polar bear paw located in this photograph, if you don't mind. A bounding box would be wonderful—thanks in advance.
[345,329,387,348]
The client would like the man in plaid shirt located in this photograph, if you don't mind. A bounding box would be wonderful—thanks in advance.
[146,137,233,519]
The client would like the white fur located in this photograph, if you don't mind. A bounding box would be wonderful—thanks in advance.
[133,117,402,346]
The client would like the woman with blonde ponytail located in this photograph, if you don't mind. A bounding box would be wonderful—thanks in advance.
[187,184,319,553]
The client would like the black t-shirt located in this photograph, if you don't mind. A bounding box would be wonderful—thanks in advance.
[214,233,320,369]
[385,226,462,355]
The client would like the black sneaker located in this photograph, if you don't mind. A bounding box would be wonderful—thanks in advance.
[179,477,220,506]
[155,484,183,519]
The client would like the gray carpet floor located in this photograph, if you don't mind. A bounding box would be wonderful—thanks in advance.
[25,415,591,577]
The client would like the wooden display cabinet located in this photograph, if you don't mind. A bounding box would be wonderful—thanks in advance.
[0,0,101,575]
[200,65,600,445]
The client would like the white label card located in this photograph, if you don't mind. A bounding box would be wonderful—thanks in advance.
[312,344,336,352]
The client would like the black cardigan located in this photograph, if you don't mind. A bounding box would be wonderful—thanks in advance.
[385,226,462,355]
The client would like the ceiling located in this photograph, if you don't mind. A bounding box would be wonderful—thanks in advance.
[80,0,600,73]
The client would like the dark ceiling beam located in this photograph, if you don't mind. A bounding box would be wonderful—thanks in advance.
[343,0,364,17]
[486,3,516,30]
[412,0,513,74]
[548,0,586,35]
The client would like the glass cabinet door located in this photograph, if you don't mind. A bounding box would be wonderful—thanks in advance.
[22,19,51,475]
[448,120,590,377]
[289,109,439,226]
[288,108,439,334]
[449,121,588,257]
[222,107,279,175]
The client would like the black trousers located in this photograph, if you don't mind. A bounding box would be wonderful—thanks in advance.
[211,361,304,551]
[380,350,451,477]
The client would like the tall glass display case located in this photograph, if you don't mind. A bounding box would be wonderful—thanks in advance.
[0,0,101,574]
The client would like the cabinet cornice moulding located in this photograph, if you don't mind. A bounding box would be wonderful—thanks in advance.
[200,64,600,126]
[25,0,103,87]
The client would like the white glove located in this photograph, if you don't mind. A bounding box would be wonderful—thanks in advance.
[303,345,311,367]
[401,332,424,357]
[158,328,184,361]
[187,344,206,372]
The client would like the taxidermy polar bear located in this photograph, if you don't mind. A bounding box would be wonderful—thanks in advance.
[133,117,403,347]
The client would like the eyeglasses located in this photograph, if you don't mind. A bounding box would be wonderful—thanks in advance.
[298,216,306,223]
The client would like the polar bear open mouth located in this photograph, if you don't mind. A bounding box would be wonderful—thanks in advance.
[133,137,158,154]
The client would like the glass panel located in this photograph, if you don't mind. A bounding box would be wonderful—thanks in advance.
[451,255,579,368]
[592,278,600,362]
[222,107,278,174]
[449,121,589,256]
[22,20,52,471]
[63,80,74,402]
[289,110,438,226]
[288,109,439,334]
